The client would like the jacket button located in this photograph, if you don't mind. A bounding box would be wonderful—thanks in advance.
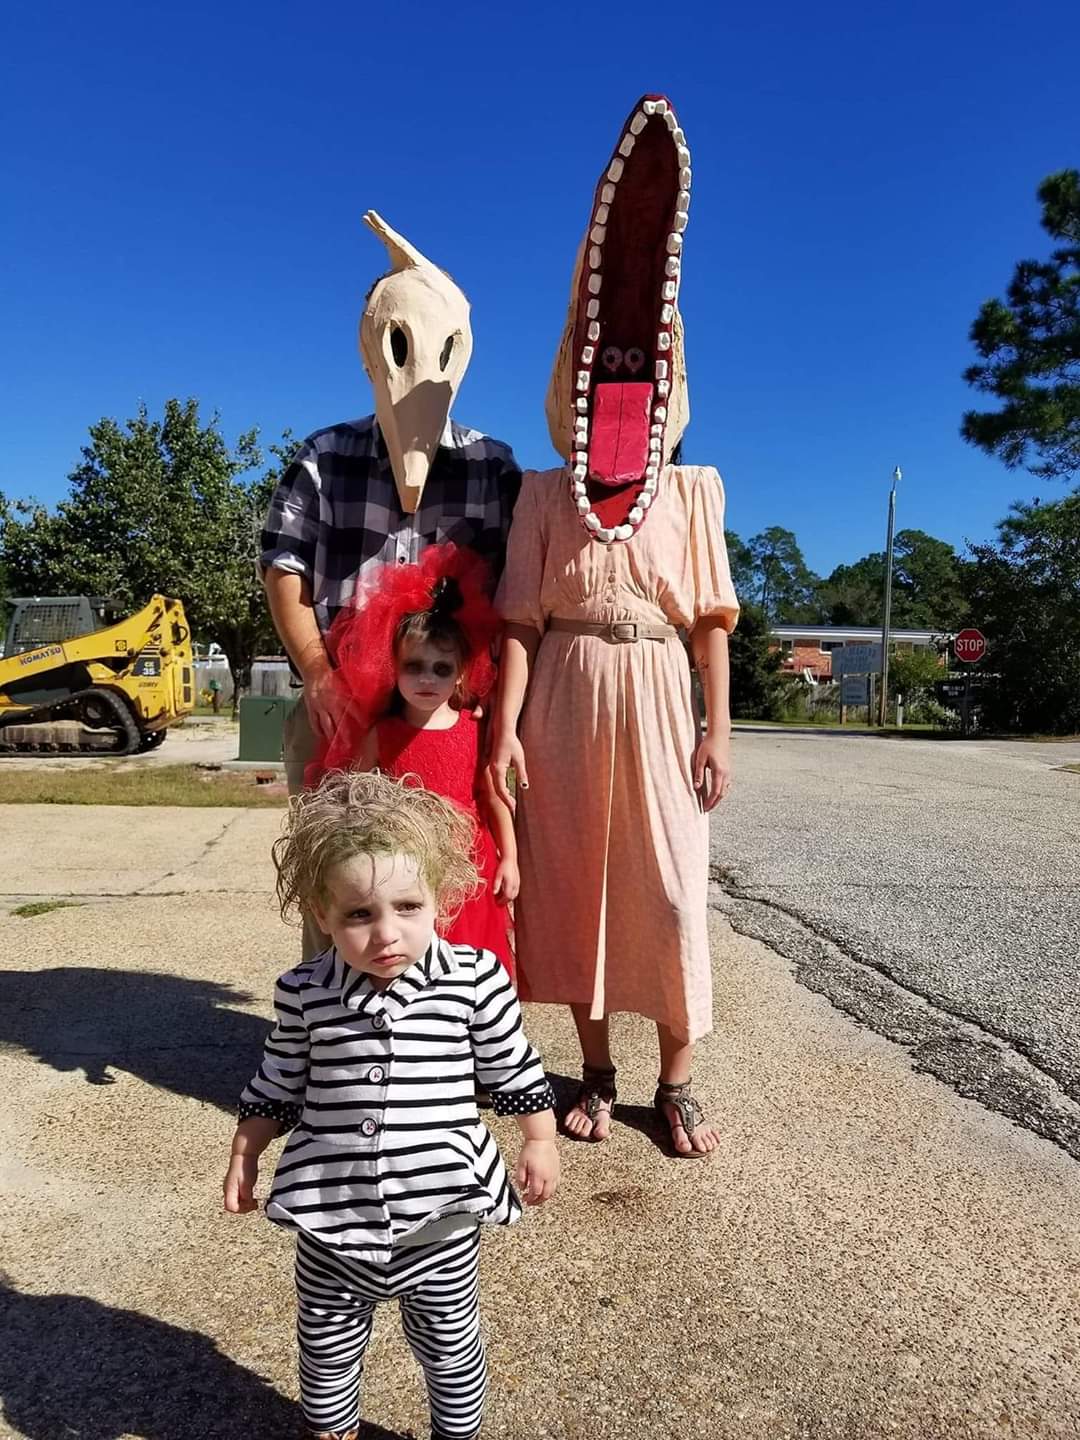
[372,1015,386,1030]
[360,1118,378,1137]
[368,1066,384,1084]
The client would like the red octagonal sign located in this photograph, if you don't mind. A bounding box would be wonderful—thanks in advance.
[955,628,987,664]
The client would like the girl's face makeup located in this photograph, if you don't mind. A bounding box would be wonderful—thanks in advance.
[395,637,462,720]
[311,853,437,988]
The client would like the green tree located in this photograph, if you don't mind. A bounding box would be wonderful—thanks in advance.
[727,603,783,719]
[962,169,1080,482]
[815,531,966,630]
[1,400,291,699]
[964,490,1080,733]
[747,527,819,622]
[725,530,756,600]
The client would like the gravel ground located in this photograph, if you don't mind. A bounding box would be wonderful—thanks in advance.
[712,729,1080,1159]
[2,782,1080,1439]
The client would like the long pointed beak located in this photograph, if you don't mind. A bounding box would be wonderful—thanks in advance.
[383,379,453,514]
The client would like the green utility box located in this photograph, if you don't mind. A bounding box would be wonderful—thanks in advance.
[238,695,298,762]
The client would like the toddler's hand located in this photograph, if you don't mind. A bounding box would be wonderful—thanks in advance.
[514,1138,559,1206]
[223,1153,260,1214]
[493,857,520,904]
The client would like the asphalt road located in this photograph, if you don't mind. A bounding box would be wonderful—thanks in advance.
[712,729,1080,1160]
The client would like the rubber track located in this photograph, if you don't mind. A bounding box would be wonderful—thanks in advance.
[0,686,141,756]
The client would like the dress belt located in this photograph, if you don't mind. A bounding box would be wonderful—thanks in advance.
[547,617,678,644]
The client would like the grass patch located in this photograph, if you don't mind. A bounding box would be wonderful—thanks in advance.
[10,900,83,918]
[0,764,287,807]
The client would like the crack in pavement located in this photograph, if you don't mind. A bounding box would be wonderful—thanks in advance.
[709,863,1080,1165]
[133,812,250,895]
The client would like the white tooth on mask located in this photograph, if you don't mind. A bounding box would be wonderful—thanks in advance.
[639,491,653,510]
[654,405,668,421]
[589,246,602,269]
[588,273,603,294]
[666,233,683,254]
[577,496,591,513]
[576,371,590,390]
[595,203,610,225]
[643,100,657,115]
[660,303,674,323]
[657,379,670,396]
[596,527,614,544]
[657,331,672,350]
[676,146,690,166]
[585,512,601,530]
[655,99,668,115]
[662,280,677,301]
[651,423,663,437]
[629,506,644,525]
[576,396,589,412]
[587,321,600,341]
[590,225,606,244]
[665,256,680,277]
[664,110,678,132]
[572,478,587,493]
[581,345,595,364]
[587,298,600,318]
[655,360,669,379]
[630,111,648,135]
[677,190,690,210]
[673,212,688,233]
[607,158,624,183]
[619,134,635,158]
[614,524,633,541]
[602,183,616,204]
[673,128,685,145]
[680,167,692,188]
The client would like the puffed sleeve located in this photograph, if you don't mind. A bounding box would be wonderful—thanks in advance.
[495,470,548,633]
[237,971,310,1132]
[470,950,556,1117]
[689,467,740,632]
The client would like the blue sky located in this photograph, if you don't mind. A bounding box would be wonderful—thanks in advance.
[2,0,1077,578]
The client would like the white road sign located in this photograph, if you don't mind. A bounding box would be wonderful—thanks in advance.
[832,642,883,676]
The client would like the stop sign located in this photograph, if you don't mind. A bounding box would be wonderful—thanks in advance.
[955,628,987,664]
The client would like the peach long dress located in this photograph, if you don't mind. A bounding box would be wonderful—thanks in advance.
[496,465,740,1044]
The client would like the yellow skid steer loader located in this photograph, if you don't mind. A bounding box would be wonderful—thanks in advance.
[0,594,195,755]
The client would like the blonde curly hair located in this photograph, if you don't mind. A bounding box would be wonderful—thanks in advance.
[272,770,480,928]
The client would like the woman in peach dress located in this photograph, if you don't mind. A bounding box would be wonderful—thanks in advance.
[490,94,740,1157]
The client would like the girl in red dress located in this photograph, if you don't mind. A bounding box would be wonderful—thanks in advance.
[309,546,516,977]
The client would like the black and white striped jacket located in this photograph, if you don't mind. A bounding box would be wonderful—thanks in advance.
[239,939,555,1263]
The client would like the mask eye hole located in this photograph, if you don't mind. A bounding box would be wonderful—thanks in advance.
[390,326,409,366]
[601,346,623,374]
[439,334,455,373]
[625,347,646,374]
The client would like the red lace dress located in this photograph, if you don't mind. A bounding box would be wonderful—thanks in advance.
[375,712,514,979]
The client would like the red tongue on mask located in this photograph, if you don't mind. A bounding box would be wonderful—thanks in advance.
[588,383,654,483]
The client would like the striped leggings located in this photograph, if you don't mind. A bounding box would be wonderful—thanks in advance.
[294,1228,486,1439]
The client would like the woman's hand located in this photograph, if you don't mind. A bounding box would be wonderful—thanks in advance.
[693,731,732,813]
[488,729,528,813]
[493,856,520,904]
[514,1139,560,1206]
[223,1153,260,1214]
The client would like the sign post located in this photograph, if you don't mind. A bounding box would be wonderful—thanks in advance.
[953,628,987,736]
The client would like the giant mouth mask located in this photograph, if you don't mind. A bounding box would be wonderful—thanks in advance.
[360,211,474,514]
[546,95,691,545]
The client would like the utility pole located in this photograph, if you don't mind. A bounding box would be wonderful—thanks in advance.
[878,465,901,726]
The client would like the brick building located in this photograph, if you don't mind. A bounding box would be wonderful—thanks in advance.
[769,624,941,681]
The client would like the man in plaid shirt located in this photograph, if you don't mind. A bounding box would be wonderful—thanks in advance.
[261,215,521,960]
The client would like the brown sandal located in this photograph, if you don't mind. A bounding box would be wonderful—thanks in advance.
[654,1078,709,1159]
[565,1064,617,1140]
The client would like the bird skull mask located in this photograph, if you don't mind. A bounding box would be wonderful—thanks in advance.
[546,95,691,545]
[359,211,473,514]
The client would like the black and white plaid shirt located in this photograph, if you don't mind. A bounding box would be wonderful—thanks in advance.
[260,415,522,635]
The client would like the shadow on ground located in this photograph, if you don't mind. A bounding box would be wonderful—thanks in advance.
[0,1277,411,1440]
[0,968,269,1112]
